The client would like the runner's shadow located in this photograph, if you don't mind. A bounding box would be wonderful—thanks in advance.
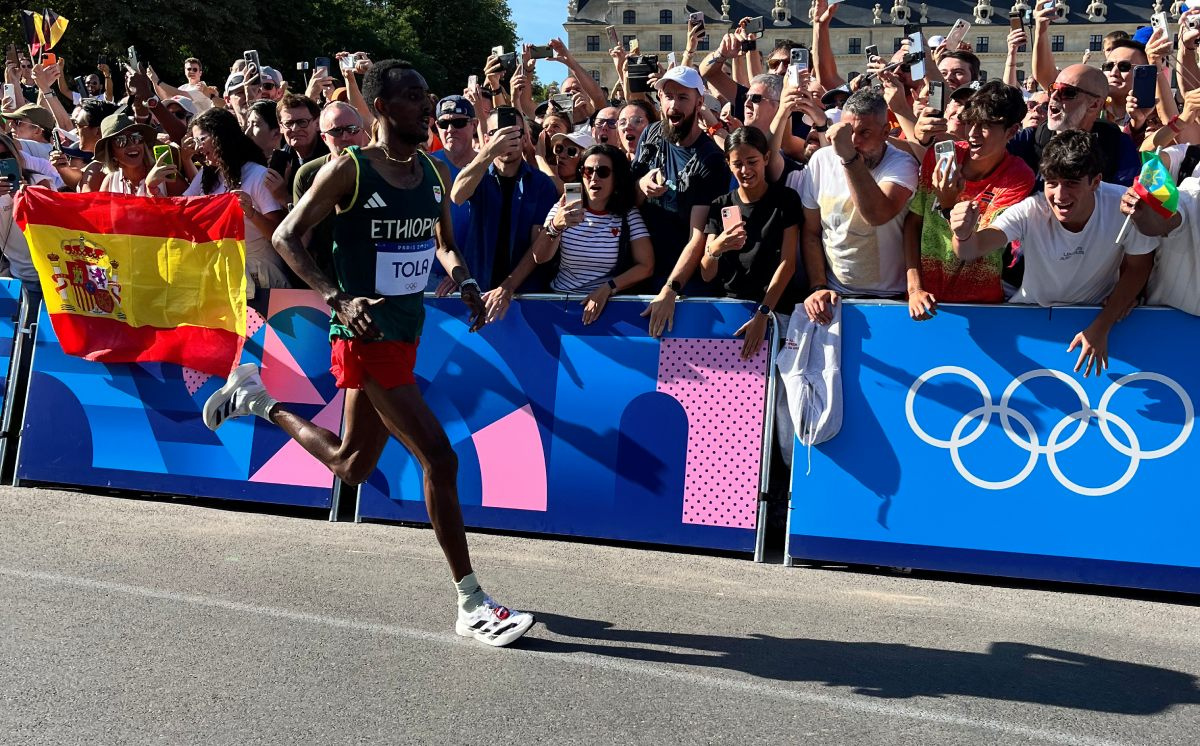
[525,613,1200,715]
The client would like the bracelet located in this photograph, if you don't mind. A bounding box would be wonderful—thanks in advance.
[1167,114,1183,134]
[840,152,861,167]
[809,284,830,293]
[545,224,561,238]
[812,122,830,133]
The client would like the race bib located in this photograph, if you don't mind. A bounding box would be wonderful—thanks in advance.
[375,239,436,296]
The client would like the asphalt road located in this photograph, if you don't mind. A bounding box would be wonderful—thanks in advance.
[1,486,1197,745]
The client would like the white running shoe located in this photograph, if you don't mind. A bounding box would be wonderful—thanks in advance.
[202,363,267,431]
[455,596,535,647]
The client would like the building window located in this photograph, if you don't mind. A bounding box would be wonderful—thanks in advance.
[976,36,989,53]
[1016,69,1026,83]
[660,34,673,51]
[979,70,988,82]
[1052,35,1065,52]
[591,69,601,82]
[893,37,904,52]
[623,9,636,24]
[697,36,710,51]
[849,38,862,55]
[660,9,672,24]
[1090,34,1103,51]
[586,35,600,52]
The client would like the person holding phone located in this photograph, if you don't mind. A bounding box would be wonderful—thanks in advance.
[700,127,802,359]
[206,60,535,648]
[1101,39,1151,127]
[904,81,1035,320]
[0,132,56,284]
[528,143,654,323]
[184,108,290,291]
[86,112,182,197]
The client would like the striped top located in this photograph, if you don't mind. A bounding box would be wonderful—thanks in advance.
[543,205,649,292]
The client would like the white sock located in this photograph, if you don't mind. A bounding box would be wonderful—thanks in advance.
[245,390,278,421]
[455,572,486,612]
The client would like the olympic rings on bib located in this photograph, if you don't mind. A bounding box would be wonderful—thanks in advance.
[905,366,1194,497]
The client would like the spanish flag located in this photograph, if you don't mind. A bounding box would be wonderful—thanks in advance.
[1132,149,1180,219]
[14,189,247,377]
[20,8,69,56]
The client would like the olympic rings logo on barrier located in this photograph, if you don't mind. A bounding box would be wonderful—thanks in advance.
[905,366,1194,497]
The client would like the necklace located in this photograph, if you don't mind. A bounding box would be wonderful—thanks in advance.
[381,144,416,165]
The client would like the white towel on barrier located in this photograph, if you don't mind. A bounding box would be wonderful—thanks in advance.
[775,305,843,471]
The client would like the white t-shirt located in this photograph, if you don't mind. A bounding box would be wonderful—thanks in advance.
[1162,143,1190,184]
[793,143,918,296]
[1146,178,1200,315]
[179,83,214,113]
[185,162,289,289]
[0,167,54,283]
[71,91,109,106]
[990,182,1158,306]
[543,205,649,292]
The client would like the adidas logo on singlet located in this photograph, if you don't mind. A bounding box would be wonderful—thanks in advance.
[363,192,388,209]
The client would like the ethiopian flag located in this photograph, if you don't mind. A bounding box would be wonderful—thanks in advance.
[14,189,247,377]
[1132,149,1180,219]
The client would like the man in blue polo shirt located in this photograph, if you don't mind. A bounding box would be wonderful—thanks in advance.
[450,106,558,315]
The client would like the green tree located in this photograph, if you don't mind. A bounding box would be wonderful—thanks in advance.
[0,0,514,95]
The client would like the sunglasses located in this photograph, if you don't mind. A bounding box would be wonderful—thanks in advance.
[1026,101,1049,112]
[112,132,144,148]
[1049,82,1104,100]
[323,124,363,137]
[172,110,191,121]
[581,164,612,179]
[768,57,788,68]
[594,118,618,128]
[746,93,778,105]
[261,82,277,90]
[1101,60,1133,73]
[438,118,471,130]
[553,144,579,157]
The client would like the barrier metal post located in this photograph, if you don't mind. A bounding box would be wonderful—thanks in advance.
[753,311,782,563]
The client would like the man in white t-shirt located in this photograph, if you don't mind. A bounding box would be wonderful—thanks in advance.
[951,130,1157,377]
[795,89,919,325]
[1117,177,1200,316]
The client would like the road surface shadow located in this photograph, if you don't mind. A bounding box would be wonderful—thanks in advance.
[526,613,1200,715]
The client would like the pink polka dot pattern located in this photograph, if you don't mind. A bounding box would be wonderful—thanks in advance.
[246,307,266,338]
[182,367,211,396]
[656,338,768,529]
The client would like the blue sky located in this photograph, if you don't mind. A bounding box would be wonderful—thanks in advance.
[509,0,571,85]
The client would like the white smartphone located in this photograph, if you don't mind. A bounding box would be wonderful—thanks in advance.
[787,63,802,88]
[564,182,583,206]
[1151,12,1169,31]
[2,83,14,107]
[491,45,504,57]
[468,74,478,89]
[667,51,677,68]
[721,206,741,233]
[687,12,706,40]
[933,140,957,182]
[907,31,926,81]
[790,47,809,71]
[944,19,971,51]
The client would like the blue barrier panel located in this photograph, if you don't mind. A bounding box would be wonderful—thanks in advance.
[356,296,771,552]
[16,289,341,509]
[0,278,22,401]
[785,302,1200,593]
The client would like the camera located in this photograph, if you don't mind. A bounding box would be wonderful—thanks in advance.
[626,54,659,94]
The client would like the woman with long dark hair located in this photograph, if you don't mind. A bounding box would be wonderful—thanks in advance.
[533,143,654,323]
[184,107,290,291]
[700,126,802,359]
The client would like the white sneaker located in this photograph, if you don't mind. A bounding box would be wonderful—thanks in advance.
[455,596,535,647]
[202,363,266,431]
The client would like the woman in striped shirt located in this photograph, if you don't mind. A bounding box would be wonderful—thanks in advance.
[532,144,654,324]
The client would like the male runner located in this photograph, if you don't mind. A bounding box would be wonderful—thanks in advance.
[202,60,536,647]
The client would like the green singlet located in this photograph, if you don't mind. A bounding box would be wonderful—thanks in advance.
[329,146,446,342]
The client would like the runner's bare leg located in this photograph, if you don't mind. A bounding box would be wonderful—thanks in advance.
[269,388,390,485]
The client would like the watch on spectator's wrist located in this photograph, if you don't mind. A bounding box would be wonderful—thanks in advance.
[666,279,682,294]
[756,304,771,316]
[809,284,830,294]
[812,122,829,132]
[606,279,618,293]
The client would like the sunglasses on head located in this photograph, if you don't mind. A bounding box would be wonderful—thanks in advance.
[581,164,612,179]
[553,144,579,157]
[438,118,470,130]
[112,132,144,148]
[323,124,363,137]
[1101,60,1133,73]
[1049,82,1104,100]
[746,93,778,105]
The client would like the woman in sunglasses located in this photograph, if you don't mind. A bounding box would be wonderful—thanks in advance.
[700,127,802,360]
[533,110,574,194]
[536,130,593,196]
[531,143,654,323]
[84,112,186,197]
[1100,40,1149,126]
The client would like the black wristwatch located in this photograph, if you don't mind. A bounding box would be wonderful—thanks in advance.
[812,122,830,132]
[667,279,682,294]
[757,304,771,316]
[607,279,618,292]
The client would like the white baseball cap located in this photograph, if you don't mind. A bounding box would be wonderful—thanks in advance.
[654,66,705,96]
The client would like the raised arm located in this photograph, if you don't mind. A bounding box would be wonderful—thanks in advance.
[549,38,606,111]
[1031,4,1060,92]
[813,0,845,90]
[699,32,741,103]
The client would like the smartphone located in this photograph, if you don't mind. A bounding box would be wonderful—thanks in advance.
[606,25,621,47]
[1131,65,1158,109]
[314,57,331,74]
[944,19,971,51]
[529,44,554,60]
[744,16,764,35]
[40,52,57,66]
[1189,15,1200,31]
[721,206,741,233]
[2,83,14,105]
[1009,11,1023,31]
[550,93,575,112]
[5,45,16,68]
[243,49,261,74]
[72,75,87,95]
[928,80,945,114]
[339,53,357,71]
[127,45,141,73]
[491,45,505,57]
[667,51,677,68]
[1151,12,1169,31]
[787,63,802,88]
[495,107,519,130]
[0,157,20,194]
[296,61,309,71]
[933,140,957,183]
[268,147,291,176]
[865,44,879,62]
[688,11,706,39]
[564,182,583,206]
[152,144,174,167]
[468,74,478,89]
[498,52,518,78]
[791,47,810,71]
[907,29,926,80]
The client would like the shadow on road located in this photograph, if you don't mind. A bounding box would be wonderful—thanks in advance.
[525,613,1200,715]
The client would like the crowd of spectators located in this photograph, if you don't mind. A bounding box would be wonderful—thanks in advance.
[2,0,1200,371]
